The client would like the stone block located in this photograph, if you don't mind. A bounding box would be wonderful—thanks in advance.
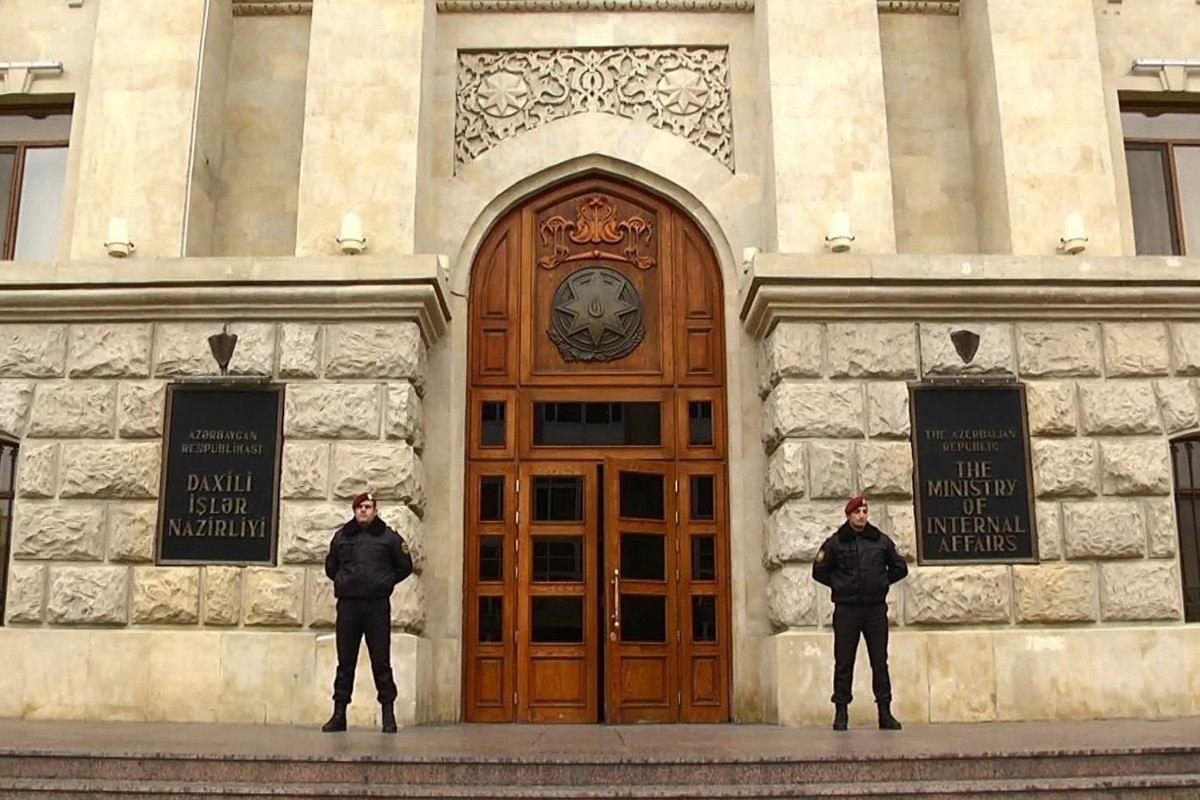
[866,382,910,439]
[827,323,917,379]
[764,442,805,511]
[0,381,34,438]
[1026,381,1077,436]
[1144,497,1178,559]
[332,443,426,515]
[1155,380,1199,434]
[1036,501,1063,560]
[1032,440,1097,497]
[86,631,152,721]
[808,442,852,499]
[928,632,997,722]
[759,323,822,395]
[47,566,129,624]
[905,566,1011,625]
[919,323,1015,376]
[1014,564,1096,623]
[0,325,67,377]
[16,443,57,498]
[307,570,336,628]
[59,442,160,498]
[325,323,425,390]
[856,442,913,497]
[1016,324,1100,377]
[27,382,116,438]
[154,323,275,377]
[147,632,220,722]
[390,505,425,573]
[13,502,105,561]
[5,564,45,623]
[132,567,200,624]
[284,384,380,439]
[279,323,322,379]
[1063,501,1144,559]
[67,323,152,378]
[766,564,818,630]
[1103,323,1169,377]
[386,382,425,452]
[1170,323,1200,375]
[1099,441,1172,496]
[280,501,345,564]
[243,568,304,626]
[118,382,166,438]
[763,500,841,567]
[391,574,426,634]
[1078,382,1161,435]
[204,566,242,626]
[281,443,329,499]
[763,382,864,446]
[882,503,916,562]
[1099,562,1183,621]
[107,502,157,562]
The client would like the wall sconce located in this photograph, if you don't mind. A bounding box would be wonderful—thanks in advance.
[1058,212,1088,255]
[104,217,134,258]
[207,324,238,376]
[825,211,854,253]
[337,213,366,255]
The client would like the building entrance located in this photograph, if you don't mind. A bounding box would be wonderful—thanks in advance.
[463,177,730,722]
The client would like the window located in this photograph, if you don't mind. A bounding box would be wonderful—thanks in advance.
[0,440,17,626]
[1122,107,1200,255]
[1170,438,1200,622]
[1,107,71,261]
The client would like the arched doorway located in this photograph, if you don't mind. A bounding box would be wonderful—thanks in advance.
[462,176,731,723]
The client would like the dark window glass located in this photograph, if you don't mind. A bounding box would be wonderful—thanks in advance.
[533,476,583,521]
[1125,145,1177,255]
[691,535,716,581]
[478,596,503,643]
[619,594,666,642]
[531,596,583,643]
[688,401,714,446]
[532,536,583,582]
[619,471,664,520]
[480,401,506,447]
[692,595,717,642]
[1170,439,1200,622]
[620,533,665,581]
[479,476,504,521]
[1122,110,1200,256]
[533,402,660,446]
[479,535,503,581]
[0,149,14,258]
[690,475,714,520]
[0,441,15,626]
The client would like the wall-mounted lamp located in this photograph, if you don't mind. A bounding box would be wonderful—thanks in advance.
[1058,212,1088,255]
[337,213,366,255]
[104,217,134,258]
[825,211,854,253]
[207,324,239,376]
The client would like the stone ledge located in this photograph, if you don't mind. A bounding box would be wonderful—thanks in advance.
[437,0,752,11]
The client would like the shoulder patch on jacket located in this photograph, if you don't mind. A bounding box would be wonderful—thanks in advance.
[400,540,410,554]
[815,549,825,562]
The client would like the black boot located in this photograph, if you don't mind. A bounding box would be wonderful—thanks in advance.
[321,701,347,732]
[832,703,849,732]
[381,701,398,734]
[878,701,902,731]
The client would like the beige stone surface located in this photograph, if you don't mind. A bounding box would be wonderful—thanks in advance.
[1063,501,1144,560]
[1031,440,1097,498]
[763,500,839,567]
[132,567,200,625]
[807,443,852,500]
[332,443,426,514]
[1170,323,1200,376]
[59,442,160,498]
[280,501,345,564]
[1013,564,1096,623]
[1104,323,1169,377]
[764,441,805,512]
[243,567,304,627]
[117,382,166,438]
[758,324,822,395]
[1035,501,1063,561]
[1143,497,1178,559]
[153,323,275,377]
[27,382,116,438]
[285,383,380,439]
[1079,382,1161,436]
[1026,382,1077,436]
[20,630,91,719]
[763,383,864,446]
[855,442,912,498]
[880,504,916,562]
[866,382,910,439]
[146,631,221,722]
[927,632,997,722]
[281,443,330,499]
[1016,325,1101,377]
[325,323,426,385]
[279,323,323,378]
[766,564,817,630]
[47,565,129,624]
[390,504,425,573]
[5,564,46,624]
[391,574,427,634]
[0,381,35,438]
[86,631,153,721]
[1099,440,1172,496]
[994,632,1102,721]
[67,324,152,378]
[1154,380,1199,434]
[307,571,337,628]
[904,566,1011,625]
[107,502,157,563]
[386,382,425,451]
[12,502,105,561]
[15,443,58,498]
[1099,561,1182,621]
[827,324,916,379]
[918,322,1015,376]
[0,325,67,378]
[203,566,243,626]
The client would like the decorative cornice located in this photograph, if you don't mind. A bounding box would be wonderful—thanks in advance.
[232,1,312,16]
[438,0,752,12]
[877,1,959,14]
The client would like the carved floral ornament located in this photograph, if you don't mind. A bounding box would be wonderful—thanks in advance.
[538,194,656,271]
[231,0,312,14]
[455,47,733,172]
[437,0,958,12]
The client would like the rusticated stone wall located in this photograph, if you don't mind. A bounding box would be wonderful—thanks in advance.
[760,319,1191,631]
[0,321,428,633]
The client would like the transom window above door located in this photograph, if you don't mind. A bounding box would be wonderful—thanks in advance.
[1122,106,1200,256]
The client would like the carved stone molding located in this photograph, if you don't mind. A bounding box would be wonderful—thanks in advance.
[232,1,312,16]
[438,0,752,11]
[877,0,959,13]
[456,47,733,172]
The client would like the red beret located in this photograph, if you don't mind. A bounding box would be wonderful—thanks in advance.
[844,495,867,515]
[351,492,375,508]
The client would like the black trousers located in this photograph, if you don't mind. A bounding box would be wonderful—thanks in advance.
[332,597,397,704]
[831,602,891,705]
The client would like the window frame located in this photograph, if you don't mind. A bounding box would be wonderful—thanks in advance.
[1122,102,1200,256]
[1170,437,1200,623]
[0,103,72,261]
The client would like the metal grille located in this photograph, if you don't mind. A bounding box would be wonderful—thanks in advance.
[1170,439,1200,622]
[0,440,16,626]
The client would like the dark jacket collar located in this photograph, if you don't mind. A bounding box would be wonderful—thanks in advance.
[836,521,881,542]
[341,516,387,536]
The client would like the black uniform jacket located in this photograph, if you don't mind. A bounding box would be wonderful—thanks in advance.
[324,516,414,600]
[811,522,908,605]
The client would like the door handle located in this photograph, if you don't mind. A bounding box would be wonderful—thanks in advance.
[611,568,621,633]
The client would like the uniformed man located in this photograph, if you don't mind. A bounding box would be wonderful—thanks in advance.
[321,491,414,733]
[812,495,908,731]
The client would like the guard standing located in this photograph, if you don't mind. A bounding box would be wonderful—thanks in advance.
[812,495,908,731]
[321,491,414,733]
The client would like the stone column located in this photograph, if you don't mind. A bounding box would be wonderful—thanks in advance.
[962,0,1122,255]
[755,0,896,254]
[294,0,434,257]
[69,0,233,259]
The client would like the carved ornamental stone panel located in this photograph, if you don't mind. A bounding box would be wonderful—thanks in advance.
[455,47,733,172]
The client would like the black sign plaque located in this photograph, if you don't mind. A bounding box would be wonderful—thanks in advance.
[156,384,284,565]
[910,384,1038,565]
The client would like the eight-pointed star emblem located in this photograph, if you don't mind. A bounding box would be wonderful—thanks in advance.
[477,71,530,118]
[560,270,635,346]
[549,267,645,362]
[655,68,708,115]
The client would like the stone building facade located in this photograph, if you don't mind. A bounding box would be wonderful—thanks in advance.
[1,0,1199,728]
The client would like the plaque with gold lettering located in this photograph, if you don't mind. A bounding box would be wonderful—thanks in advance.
[910,385,1037,565]
[156,384,284,564]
